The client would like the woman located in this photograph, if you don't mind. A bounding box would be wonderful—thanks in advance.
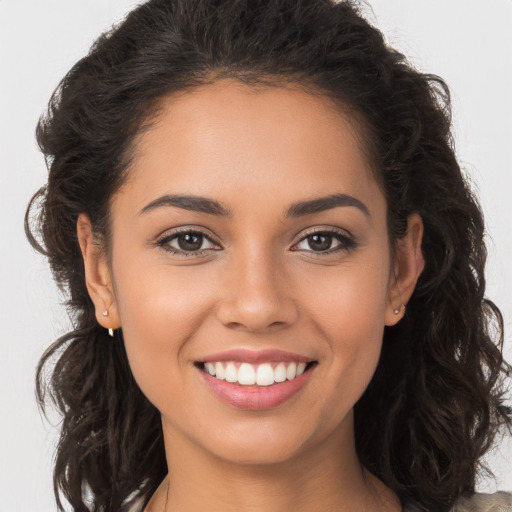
[26,0,511,511]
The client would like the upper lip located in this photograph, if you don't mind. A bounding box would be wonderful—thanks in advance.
[197,349,315,364]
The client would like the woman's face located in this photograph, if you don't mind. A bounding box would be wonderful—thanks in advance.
[82,80,421,466]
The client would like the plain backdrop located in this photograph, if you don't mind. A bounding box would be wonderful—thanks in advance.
[1,1,511,510]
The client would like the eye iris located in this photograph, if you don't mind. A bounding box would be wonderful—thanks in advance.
[308,233,332,251]
[178,233,203,251]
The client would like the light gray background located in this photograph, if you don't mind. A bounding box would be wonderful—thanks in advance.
[1,1,511,510]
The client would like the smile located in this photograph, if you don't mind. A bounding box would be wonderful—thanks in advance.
[195,350,318,410]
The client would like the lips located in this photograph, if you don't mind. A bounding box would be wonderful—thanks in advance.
[195,349,317,410]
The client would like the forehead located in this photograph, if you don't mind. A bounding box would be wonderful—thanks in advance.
[117,80,384,219]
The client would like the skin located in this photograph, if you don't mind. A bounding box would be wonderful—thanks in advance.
[77,80,424,512]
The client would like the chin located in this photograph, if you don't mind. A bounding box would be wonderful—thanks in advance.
[191,414,333,467]
[209,438,306,466]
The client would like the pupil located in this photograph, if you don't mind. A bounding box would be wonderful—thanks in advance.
[178,233,202,251]
[309,233,331,251]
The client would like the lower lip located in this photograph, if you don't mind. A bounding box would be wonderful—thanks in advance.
[198,365,315,410]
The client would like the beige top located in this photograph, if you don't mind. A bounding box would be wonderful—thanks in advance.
[451,492,512,512]
[403,492,512,512]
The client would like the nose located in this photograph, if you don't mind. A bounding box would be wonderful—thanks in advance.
[215,247,299,333]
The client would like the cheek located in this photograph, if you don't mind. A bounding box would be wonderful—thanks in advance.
[301,255,390,338]
[111,255,215,403]
[300,258,390,396]
[114,245,213,335]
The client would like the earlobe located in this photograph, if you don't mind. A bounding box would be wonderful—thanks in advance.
[385,213,425,326]
[76,214,121,331]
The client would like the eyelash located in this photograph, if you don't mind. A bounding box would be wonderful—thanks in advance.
[155,227,356,257]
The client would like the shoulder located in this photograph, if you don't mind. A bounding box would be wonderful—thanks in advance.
[404,492,512,512]
[451,492,512,512]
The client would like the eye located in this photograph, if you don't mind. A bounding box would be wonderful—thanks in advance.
[156,229,220,256]
[291,229,356,254]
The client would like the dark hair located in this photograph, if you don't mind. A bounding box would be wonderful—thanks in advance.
[26,0,511,511]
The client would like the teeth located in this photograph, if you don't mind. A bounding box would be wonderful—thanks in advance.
[215,362,226,380]
[274,363,287,383]
[238,363,256,385]
[225,362,238,383]
[286,362,297,380]
[202,361,311,386]
[256,363,274,386]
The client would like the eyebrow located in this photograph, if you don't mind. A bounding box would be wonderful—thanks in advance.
[285,193,370,218]
[139,195,231,216]
[138,193,370,218]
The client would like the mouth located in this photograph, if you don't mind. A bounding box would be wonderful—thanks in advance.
[194,360,318,387]
[194,351,318,410]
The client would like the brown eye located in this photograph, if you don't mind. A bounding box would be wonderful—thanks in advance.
[307,233,333,251]
[176,233,204,251]
[156,229,220,256]
[292,229,356,254]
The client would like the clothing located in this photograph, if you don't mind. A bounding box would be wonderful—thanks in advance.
[451,492,512,512]
[403,492,512,512]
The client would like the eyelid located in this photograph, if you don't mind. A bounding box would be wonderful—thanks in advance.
[294,225,353,241]
[155,226,222,256]
[154,224,219,239]
[290,226,356,254]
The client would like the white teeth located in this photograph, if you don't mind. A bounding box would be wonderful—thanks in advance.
[256,363,274,386]
[238,363,256,385]
[286,362,297,380]
[274,363,287,383]
[215,362,226,380]
[225,362,238,383]
[202,360,312,386]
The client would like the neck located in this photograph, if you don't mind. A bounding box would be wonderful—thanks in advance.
[145,415,401,512]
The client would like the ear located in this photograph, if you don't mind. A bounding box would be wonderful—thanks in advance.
[385,213,425,326]
[77,213,121,331]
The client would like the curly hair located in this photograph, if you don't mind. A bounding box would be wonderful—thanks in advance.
[26,0,511,511]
